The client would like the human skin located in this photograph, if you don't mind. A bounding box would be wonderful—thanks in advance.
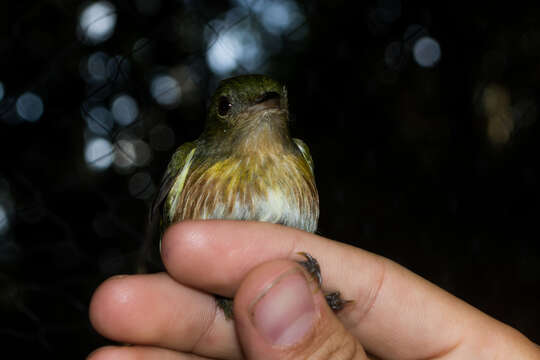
[89,220,539,359]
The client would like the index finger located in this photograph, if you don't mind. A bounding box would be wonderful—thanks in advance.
[161,220,529,359]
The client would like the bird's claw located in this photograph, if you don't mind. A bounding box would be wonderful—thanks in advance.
[296,252,351,312]
[297,251,322,287]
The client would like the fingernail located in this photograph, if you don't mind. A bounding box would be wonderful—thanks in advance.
[251,269,317,346]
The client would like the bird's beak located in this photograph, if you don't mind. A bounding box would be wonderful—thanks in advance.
[251,91,281,111]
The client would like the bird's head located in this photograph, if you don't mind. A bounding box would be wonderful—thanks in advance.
[205,74,289,134]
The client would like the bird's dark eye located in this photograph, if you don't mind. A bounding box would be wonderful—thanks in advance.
[218,96,232,116]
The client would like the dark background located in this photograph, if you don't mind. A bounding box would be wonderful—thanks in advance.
[1,0,539,357]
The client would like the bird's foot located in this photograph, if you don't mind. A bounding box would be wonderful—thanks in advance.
[297,252,351,312]
[216,252,351,320]
[216,295,234,319]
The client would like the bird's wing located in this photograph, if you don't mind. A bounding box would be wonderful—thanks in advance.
[293,138,314,174]
[150,142,197,226]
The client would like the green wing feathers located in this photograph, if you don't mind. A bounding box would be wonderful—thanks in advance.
[150,142,197,227]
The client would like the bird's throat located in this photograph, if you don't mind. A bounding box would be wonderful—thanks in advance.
[232,110,291,156]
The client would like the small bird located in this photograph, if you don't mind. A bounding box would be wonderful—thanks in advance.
[150,74,343,317]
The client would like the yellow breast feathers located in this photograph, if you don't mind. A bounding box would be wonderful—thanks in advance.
[167,151,318,233]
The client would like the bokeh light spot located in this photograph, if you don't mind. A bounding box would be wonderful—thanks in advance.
[413,36,441,68]
[85,138,114,171]
[0,178,14,237]
[114,139,136,170]
[114,138,152,169]
[481,83,514,145]
[482,83,510,116]
[206,27,263,75]
[128,172,155,199]
[85,52,109,82]
[150,74,181,107]
[16,92,44,122]
[487,112,514,145]
[206,31,239,75]
[0,82,4,102]
[78,1,117,45]
[84,106,114,135]
[0,204,8,235]
[111,94,138,126]
[132,140,152,166]
[259,0,304,35]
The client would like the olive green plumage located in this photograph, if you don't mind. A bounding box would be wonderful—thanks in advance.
[152,74,319,233]
[151,74,319,317]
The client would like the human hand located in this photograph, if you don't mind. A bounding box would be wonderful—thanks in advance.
[89,221,539,359]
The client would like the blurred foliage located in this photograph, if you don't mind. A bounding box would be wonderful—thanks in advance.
[0,0,539,357]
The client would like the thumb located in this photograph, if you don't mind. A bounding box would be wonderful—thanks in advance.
[233,259,368,360]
